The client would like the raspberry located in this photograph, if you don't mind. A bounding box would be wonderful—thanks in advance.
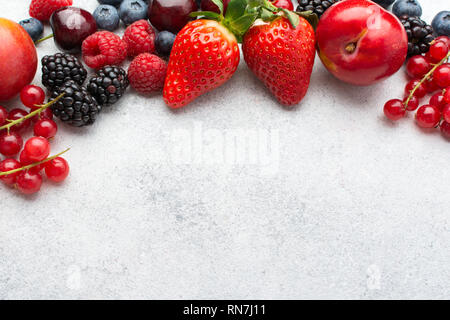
[123,20,156,57]
[82,31,128,70]
[29,0,73,22]
[127,53,167,94]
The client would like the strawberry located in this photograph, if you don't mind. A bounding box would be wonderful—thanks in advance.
[242,13,317,106]
[163,0,258,108]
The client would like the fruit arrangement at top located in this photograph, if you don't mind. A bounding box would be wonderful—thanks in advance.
[0,0,449,196]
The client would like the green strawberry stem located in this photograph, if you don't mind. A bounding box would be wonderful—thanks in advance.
[404,52,450,109]
[0,93,64,134]
[0,148,70,177]
[35,33,54,44]
[190,0,317,42]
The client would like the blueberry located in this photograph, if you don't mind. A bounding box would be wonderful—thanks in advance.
[98,0,124,6]
[119,0,148,25]
[372,0,395,8]
[432,11,450,37]
[93,5,120,31]
[155,31,176,57]
[392,0,422,18]
[18,18,43,42]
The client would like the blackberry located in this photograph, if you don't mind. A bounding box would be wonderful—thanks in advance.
[41,53,87,91]
[50,81,101,127]
[87,66,129,106]
[296,0,340,18]
[400,15,435,57]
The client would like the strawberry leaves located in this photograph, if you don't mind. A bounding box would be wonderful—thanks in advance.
[190,0,318,43]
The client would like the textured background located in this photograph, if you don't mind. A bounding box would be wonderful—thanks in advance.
[1,0,449,299]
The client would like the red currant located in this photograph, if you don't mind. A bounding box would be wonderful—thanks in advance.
[403,96,419,111]
[429,92,447,111]
[425,51,440,64]
[0,131,23,157]
[0,106,7,126]
[423,77,439,93]
[23,137,50,162]
[16,170,42,195]
[406,55,431,78]
[441,121,450,139]
[20,85,45,110]
[443,104,450,123]
[444,87,450,103]
[429,41,449,62]
[433,64,450,89]
[8,108,30,132]
[32,108,53,122]
[384,99,405,120]
[416,105,441,128]
[19,151,44,174]
[405,79,427,98]
[34,119,58,139]
[0,158,21,185]
[45,157,69,182]
[435,36,450,48]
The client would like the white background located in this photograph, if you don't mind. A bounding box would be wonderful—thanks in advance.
[1,0,449,299]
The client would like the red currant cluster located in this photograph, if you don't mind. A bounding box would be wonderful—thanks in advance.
[0,85,69,195]
[384,36,450,138]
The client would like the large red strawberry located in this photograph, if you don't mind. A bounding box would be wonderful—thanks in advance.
[163,0,259,108]
[164,19,240,108]
[242,15,316,106]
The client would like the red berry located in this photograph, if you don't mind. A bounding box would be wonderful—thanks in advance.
[128,53,167,94]
[29,0,73,22]
[444,87,450,103]
[23,137,50,162]
[34,119,58,139]
[16,171,42,195]
[403,95,419,111]
[424,51,440,64]
[423,77,439,93]
[8,108,30,132]
[32,108,53,122]
[0,158,21,185]
[123,20,156,57]
[406,55,431,78]
[0,106,7,126]
[441,121,450,139]
[433,63,450,88]
[429,41,449,62]
[415,105,441,128]
[443,104,450,123]
[45,157,69,182]
[0,132,23,157]
[19,151,44,174]
[82,31,128,69]
[20,85,45,110]
[405,79,427,98]
[384,99,405,121]
[270,0,294,10]
[435,36,450,48]
[429,92,447,111]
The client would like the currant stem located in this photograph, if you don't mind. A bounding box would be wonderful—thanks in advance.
[0,148,70,176]
[35,33,54,44]
[0,93,64,133]
[404,52,450,109]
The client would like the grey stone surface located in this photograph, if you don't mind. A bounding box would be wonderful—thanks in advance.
[1,0,449,299]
